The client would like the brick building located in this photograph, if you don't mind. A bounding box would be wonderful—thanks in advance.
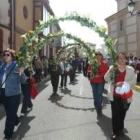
[105,0,140,57]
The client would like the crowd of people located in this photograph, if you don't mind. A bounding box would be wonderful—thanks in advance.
[49,56,81,94]
[0,48,139,140]
[40,51,138,140]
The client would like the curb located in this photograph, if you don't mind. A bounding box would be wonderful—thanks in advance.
[133,84,140,93]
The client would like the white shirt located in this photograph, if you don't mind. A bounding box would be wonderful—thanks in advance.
[59,61,65,74]
[2,67,7,88]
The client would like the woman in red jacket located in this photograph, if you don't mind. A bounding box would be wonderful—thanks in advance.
[87,51,108,116]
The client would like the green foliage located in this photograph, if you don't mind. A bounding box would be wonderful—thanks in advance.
[17,12,118,82]
[55,43,80,60]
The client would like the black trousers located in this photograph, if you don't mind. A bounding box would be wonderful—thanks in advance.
[21,84,33,113]
[137,73,140,82]
[110,97,130,135]
[35,69,42,82]
[60,73,67,87]
[0,89,20,138]
[71,68,76,81]
[51,72,59,93]
[82,67,86,76]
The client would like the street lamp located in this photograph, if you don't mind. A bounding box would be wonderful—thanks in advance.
[128,0,140,16]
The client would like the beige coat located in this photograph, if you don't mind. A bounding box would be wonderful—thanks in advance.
[104,66,137,102]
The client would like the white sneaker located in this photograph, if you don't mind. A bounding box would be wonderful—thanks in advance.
[14,122,21,132]
[20,113,25,117]
[27,107,32,111]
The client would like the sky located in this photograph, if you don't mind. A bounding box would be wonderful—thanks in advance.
[49,0,117,47]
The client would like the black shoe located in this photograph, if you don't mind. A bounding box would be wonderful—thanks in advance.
[53,91,57,94]
[3,136,12,140]
[119,131,124,137]
[97,110,102,116]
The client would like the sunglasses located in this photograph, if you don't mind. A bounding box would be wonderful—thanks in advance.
[4,54,11,57]
[95,53,102,56]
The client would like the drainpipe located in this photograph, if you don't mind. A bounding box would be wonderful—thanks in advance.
[11,0,15,49]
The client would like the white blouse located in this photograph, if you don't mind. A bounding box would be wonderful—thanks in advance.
[2,67,7,88]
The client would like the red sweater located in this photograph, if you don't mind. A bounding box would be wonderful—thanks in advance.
[87,60,108,83]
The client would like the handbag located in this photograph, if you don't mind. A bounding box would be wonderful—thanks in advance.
[0,64,16,94]
[30,77,38,99]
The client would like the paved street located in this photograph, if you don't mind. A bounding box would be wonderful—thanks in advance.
[0,73,140,140]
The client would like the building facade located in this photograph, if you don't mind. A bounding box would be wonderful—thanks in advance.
[15,0,34,50]
[34,0,61,58]
[105,0,140,57]
[0,0,61,58]
[0,0,11,50]
[0,0,34,51]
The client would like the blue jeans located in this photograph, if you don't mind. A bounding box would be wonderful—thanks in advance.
[91,83,104,111]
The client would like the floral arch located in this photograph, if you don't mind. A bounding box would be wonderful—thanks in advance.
[18,12,118,82]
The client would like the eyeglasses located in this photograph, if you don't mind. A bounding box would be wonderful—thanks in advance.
[4,54,11,57]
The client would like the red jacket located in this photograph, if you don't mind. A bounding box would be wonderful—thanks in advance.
[87,60,108,83]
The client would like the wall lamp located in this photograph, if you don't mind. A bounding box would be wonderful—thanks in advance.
[128,0,140,16]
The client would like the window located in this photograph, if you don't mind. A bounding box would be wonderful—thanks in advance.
[43,6,50,36]
[0,29,3,51]
[120,20,123,31]
[23,6,28,19]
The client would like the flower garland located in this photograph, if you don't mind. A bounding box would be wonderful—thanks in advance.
[18,32,62,70]
[18,12,118,83]
[55,43,80,60]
